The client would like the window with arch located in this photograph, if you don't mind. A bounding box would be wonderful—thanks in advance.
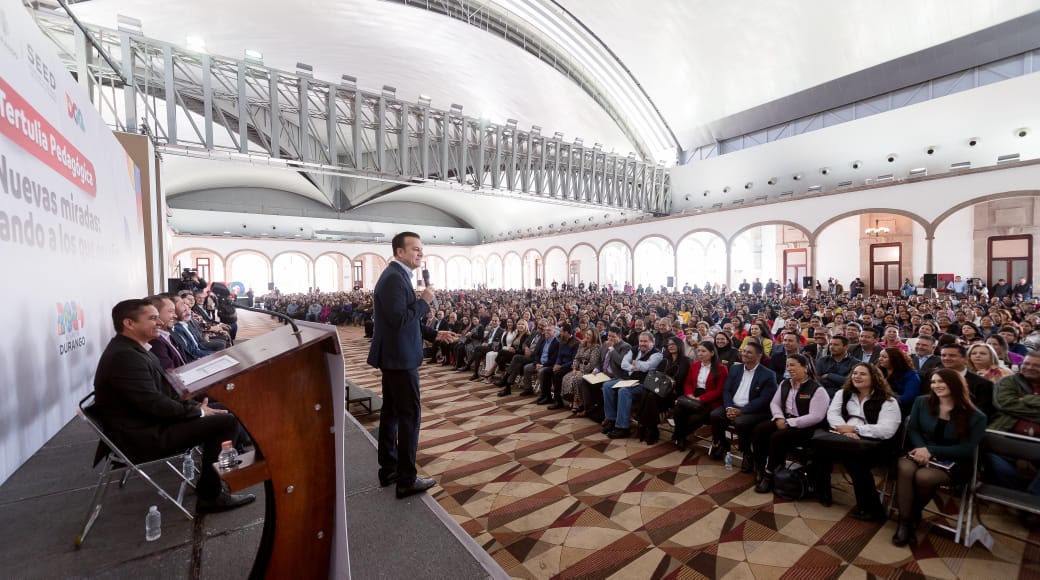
[634,237,675,290]
[599,243,631,288]
[273,254,310,294]
[315,255,339,292]
[228,254,268,295]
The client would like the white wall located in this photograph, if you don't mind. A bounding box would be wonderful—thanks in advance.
[912,220,928,279]
[816,215,859,284]
[933,205,975,277]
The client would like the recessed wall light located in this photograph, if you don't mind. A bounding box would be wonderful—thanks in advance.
[926,147,935,155]
[968,138,979,147]
[793,173,802,181]
[820,167,829,175]
[851,161,861,169]
[886,154,896,163]
[1015,128,1029,138]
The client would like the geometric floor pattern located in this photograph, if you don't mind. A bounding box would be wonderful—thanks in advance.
[245,315,1040,579]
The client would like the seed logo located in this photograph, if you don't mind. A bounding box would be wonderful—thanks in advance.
[66,94,86,131]
[56,300,87,356]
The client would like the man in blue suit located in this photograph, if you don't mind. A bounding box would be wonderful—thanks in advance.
[367,232,456,499]
[708,341,778,473]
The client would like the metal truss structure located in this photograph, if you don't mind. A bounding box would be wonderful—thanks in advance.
[32,9,671,215]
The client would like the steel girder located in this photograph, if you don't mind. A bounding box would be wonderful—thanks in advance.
[32,10,670,215]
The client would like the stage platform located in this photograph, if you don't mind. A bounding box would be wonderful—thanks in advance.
[0,409,507,579]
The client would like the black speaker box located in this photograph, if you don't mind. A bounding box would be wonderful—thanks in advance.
[923,274,938,289]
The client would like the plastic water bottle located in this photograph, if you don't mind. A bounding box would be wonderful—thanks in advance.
[181,453,195,481]
[724,452,734,471]
[145,506,161,541]
[217,441,238,471]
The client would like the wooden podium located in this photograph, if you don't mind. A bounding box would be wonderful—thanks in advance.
[171,322,349,579]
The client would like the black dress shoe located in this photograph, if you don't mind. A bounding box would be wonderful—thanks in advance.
[396,477,436,499]
[708,442,728,460]
[754,475,773,494]
[600,420,615,434]
[469,373,480,381]
[497,387,512,397]
[547,401,565,410]
[493,379,507,387]
[519,388,535,396]
[673,439,687,452]
[378,471,399,487]
[817,489,833,507]
[851,509,886,522]
[196,490,256,514]
[740,457,755,474]
[535,396,551,405]
[891,520,917,547]
[607,428,630,439]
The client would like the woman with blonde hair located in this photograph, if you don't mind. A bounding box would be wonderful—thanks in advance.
[966,342,1013,383]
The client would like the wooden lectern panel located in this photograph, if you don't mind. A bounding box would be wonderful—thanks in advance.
[175,325,343,579]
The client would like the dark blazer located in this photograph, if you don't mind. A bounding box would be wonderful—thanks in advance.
[721,364,778,415]
[963,371,995,419]
[167,329,195,362]
[93,335,201,456]
[149,334,186,370]
[848,345,881,365]
[768,350,800,374]
[367,261,436,370]
[913,354,942,379]
[536,336,560,367]
[171,323,214,360]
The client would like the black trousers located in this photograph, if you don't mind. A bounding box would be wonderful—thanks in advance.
[709,406,768,455]
[144,414,238,500]
[751,421,816,472]
[377,368,422,485]
[811,434,893,513]
[672,402,712,442]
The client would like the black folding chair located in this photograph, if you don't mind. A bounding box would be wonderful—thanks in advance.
[74,392,196,547]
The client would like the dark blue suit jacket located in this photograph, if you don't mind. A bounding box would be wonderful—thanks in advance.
[367,261,436,370]
[721,364,778,415]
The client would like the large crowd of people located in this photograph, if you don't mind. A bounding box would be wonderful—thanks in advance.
[257,276,1039,545]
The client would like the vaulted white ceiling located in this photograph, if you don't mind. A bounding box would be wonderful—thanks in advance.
[61,0,1040,243]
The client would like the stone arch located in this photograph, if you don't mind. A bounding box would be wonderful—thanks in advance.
[812,208,931,239]
[729,221,812,288]
[351,253,388,290]
[314,251,350,292]
[471,255,487,288]
[729,220,813,246]
[171,247,226,283]
[446,255,472,289]
[930,190,1040,233]
[676,230,727,290]
[567,243,598,288]
[503,252,523,290]
[597,238,634,256]
[544,246,568,289]
[486,253,504,289]
[598,240,633,288]
[522,249,543,288]
[633,235,676,290]
[271,251,314,294]
[225,249,273,294]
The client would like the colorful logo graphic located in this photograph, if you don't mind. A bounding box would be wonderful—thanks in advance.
[66,94,85,131]
[56,300,85,336]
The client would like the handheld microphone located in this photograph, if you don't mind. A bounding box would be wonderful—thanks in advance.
[422,269,438,308]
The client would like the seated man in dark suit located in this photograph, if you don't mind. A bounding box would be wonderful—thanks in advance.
[938,343,995,418]
[912,334,942,380]
[93,299,254,513]
[146,294,190,371]
[708,341,778,473]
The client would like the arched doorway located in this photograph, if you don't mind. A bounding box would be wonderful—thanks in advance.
[486,255,503,289]
[272,252,313,294]
[568,244,597,288]
[522,250,542,289]
[227,251,271,295]
[676,231,726,291]
[633,236,675,291]
[544,247,567,289]
[446,256,472,289]
[503,253,522,290]
[598,241,632,289]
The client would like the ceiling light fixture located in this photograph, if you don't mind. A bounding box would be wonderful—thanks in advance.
[865,219,891,237]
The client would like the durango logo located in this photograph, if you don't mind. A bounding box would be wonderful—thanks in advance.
[66,94,85,131]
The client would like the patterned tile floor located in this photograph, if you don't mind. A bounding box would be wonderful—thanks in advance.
[239,314,1040,579]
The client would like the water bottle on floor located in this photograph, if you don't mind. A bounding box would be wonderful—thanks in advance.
[181,453,195,481]
[218,441,238,471]
[724,452,734,471]
[145,506,161,541]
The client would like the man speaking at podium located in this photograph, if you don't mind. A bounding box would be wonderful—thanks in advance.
[368,232,456,498]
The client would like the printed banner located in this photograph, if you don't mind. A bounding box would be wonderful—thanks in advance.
[0,5,146,484]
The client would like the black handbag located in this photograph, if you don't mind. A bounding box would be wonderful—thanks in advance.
[675,395,707,412]
[810,428,884,452]
[642,370,675,397]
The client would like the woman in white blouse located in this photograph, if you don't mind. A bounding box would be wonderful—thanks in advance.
[809,362,901,518]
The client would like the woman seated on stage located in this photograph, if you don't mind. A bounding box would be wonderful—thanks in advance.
[671,340,728,451]
[892,368,986,547]
[636,336,690,445]
[753,354,830,494]
[877,347,921,414]
[810,363,901,516]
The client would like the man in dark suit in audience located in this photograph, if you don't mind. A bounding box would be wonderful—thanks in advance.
[708,341,778,473]
[937,343,995,418]
[367,232,456,499]
[93,299,254,513]
[769,331,802,378]
[849,327,882,364]
[912,334,941,379]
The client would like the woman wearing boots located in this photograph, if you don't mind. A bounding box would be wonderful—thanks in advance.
[671,340,728,451]
[810,363,901,516]
[753,354,830,494]
[892,368,986,546]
